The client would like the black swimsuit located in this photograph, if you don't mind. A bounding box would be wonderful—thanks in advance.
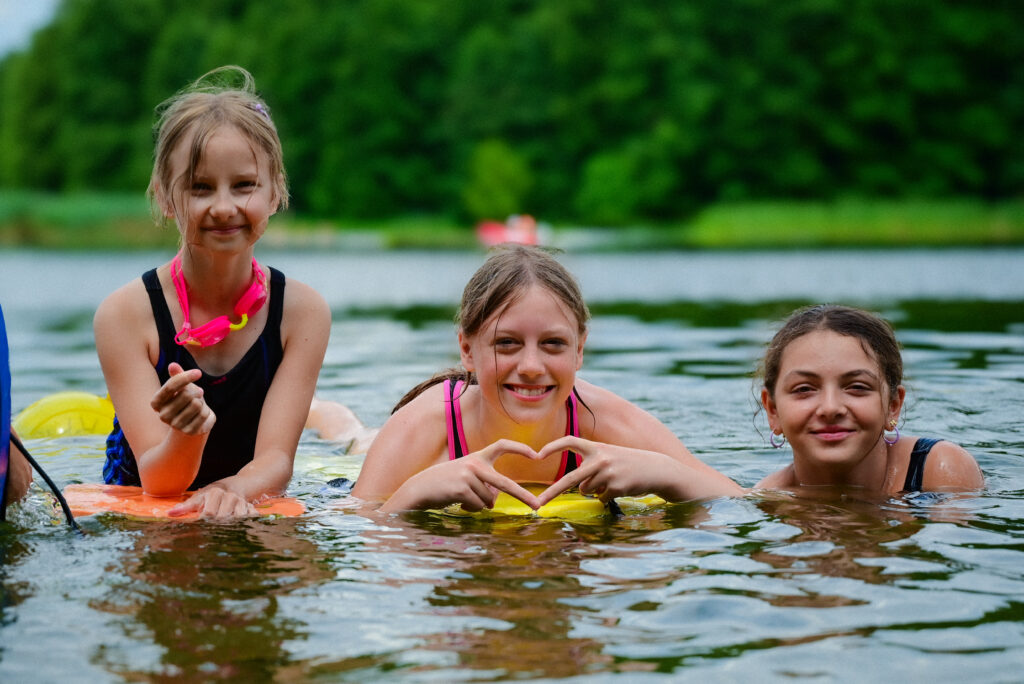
[902,437,942,492]
[103,267,286,489]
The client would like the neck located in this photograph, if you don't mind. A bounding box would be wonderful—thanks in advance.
[467,396,567,451]
[177,249,257,303]
[792,439,890,490]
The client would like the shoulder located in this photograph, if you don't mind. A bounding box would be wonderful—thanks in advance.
[95,276,149,324]
[573,378,672,440]
[94,276,157,347]
[281,276,329,318]
[754,465,797,490]
[921,438,984,491]
[279,276,330,344]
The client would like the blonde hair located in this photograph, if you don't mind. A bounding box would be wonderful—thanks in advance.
[149,65,288,225]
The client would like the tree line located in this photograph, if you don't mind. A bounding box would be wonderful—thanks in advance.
[1,0,1020,225]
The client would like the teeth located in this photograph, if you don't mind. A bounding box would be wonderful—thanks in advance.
[513,386,547,397]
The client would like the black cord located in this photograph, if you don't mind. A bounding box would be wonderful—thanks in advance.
[10,433,81,532]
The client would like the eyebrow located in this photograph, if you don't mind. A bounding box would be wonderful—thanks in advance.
[784,369,880,382]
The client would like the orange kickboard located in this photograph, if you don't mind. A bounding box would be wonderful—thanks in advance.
[63,484,305,520]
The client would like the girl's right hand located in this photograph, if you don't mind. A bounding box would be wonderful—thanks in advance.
[380,439,544,513]
[150,362,216,435]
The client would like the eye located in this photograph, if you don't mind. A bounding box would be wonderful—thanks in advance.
[191,182,212,193]
[846,383,874,394]
[790,384,815,395]
[494,337,521,350]
[236,179,257,191]
[542,337,569,350]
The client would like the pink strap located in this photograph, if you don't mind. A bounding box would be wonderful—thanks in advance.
[444,379,469,461]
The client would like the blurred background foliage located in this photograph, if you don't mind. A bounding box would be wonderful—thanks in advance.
[0,0,1021,229]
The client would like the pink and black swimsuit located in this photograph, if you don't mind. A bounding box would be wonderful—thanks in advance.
[443,378,582,478]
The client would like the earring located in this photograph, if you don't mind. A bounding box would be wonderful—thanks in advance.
[883,419,900,446]
[770,431,787,449]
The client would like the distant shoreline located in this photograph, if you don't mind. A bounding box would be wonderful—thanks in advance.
[2,190,1022,251]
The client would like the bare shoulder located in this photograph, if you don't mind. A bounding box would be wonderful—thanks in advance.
[282,277,330,320]
[94,276,159,360]
[352,382,449,500]
[376,382,449,445]
[923,439,985,491]
[573,379,666,439]
[94,277,150,329]
[755,465,796,490]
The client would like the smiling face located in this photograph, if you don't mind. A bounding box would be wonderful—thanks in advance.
[162,125,278,252]
[459,284,586,426]
[763,329,905,485]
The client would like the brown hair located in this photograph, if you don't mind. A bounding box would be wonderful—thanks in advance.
[149,65,288,227]
[392,244,590,412]
[760,304,903,399]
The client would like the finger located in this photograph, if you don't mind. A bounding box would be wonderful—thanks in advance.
[537,435,594,461]
[151,368,203,410]
[537,467,593,505]
[168,492,204,517]
[477,469,542,509]
[176,404,215,435]
[473,439,541,465]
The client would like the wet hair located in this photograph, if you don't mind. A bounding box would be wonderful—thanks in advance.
[759,304,903,399]
[392,244,591,412]
[149,65,288,226]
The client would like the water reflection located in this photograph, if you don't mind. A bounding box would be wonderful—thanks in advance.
[1,249,1022,680]
[89,519,329,680]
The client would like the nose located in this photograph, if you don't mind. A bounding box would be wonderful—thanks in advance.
[517,344,544,377]
[816,386,846,418]
[209,187,237,221]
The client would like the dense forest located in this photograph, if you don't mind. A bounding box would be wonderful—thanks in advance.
[0,0,1021,225]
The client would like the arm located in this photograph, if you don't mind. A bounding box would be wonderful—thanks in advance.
[351,386,542,513]
[923,441,985,491]
[95,281,214,497]
[169,279,331,518]
[5,432,33,503]
[540,381,743,504]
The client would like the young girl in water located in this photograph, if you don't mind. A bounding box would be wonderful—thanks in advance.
[95,66,330,519]
[756,304,983,494]
[351,245,742,512]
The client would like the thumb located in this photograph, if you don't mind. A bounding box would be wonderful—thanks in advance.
[168,492,203,517]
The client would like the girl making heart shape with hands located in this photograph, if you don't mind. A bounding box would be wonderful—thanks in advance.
[351,245,741,513]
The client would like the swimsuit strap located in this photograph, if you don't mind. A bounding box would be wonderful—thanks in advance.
[903,437,943,492]
[444,379,469,460]
[444,381,582,477]
[559,388,582,477]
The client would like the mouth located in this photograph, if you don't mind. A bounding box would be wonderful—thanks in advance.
[203,224,247,234]
[811,426,855,442]
[504,384,554,400]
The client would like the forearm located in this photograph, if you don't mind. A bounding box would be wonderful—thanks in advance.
[137,430,209,496]
[209,450,294,501]
[5,437,33,503]
[657,458,744,501]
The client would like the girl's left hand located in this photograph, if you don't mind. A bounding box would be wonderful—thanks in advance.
[168,486,258,520]
[536,436,682,505]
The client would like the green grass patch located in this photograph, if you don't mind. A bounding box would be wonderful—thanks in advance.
[682,198,1024,248]
[3,190,1023,250]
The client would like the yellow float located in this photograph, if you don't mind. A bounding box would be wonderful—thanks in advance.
[13,391,114,439]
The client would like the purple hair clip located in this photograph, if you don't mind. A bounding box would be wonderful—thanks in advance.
[251,102,270,120]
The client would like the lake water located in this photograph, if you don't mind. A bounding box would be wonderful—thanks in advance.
[1,247,1023,681]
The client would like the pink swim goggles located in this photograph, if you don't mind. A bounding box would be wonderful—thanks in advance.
[171,252,268,347]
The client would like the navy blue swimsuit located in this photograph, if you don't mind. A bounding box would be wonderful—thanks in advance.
[902,437,942,492]
[103,267,286,490]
